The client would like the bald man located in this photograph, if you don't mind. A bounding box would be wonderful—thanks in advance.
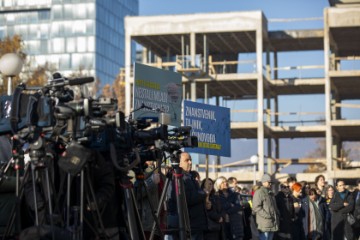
[166,152,207,240]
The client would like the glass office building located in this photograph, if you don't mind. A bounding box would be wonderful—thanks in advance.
[0,0,138,87]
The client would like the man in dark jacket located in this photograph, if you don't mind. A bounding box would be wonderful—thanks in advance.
[353,179,360,239]
[275,183,294,240]
[167,152,207,240]
[329,179,354,240]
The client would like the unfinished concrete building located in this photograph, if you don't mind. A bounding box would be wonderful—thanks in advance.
[124,2,360,183]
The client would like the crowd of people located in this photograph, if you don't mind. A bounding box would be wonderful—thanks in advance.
[2,139,360,240]
[156,153,360,240]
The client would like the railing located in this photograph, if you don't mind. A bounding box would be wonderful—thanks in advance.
[268,64,325,80]
[231,109,325,126]
[195,157,327,175]
[334,103,360,109]
[332,56,360,71]
[143,55,257,75]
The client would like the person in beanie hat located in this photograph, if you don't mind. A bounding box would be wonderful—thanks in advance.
[252,173,280,240]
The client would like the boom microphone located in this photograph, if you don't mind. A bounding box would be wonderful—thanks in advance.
[67,77,94,86]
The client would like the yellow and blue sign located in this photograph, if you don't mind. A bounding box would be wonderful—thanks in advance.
[184,100,231,157]
[133,63,182,127]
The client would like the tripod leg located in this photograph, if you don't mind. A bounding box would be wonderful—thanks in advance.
[149,177,171,240]
[177,178,191,240]
[84,167,109,240]
[174,172,191,240]
[44,167,55,240]
[139,179,164,239]
[123,187,146,240]
[2,164,30,239]
[80,170,84,240]
[66,173,71,228]
[31,163,39,226]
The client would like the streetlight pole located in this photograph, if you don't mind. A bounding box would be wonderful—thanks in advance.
[250,155,259,185]
[0,53,23,200]
[0,53,24,96]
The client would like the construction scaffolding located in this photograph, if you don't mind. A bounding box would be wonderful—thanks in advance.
[124,4,360,183]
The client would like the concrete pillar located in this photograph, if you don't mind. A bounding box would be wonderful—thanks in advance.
[273,51,278,79]
[203,34,208,73]
[191,80,196,102]
[181,35,185,69]
[324,9,333,174]
[267,138,272,174]
[256,28,265,175]
[266,46,271,81]
[142,47,148,64]
[125,31,132,117]
[204,83,209,104]
[274,96,279,126]
[266,93,271,126]
[332,137,341,170]
[190,32,196,67]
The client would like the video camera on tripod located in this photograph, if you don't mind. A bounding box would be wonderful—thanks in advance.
[0,72,93,139]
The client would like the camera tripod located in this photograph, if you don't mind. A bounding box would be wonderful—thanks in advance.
[3,135,58,240]
[109,143,165,240]
[133,163,164,239]
[63,167,109,240]
[57,144,114,240]
[149,150,191,240]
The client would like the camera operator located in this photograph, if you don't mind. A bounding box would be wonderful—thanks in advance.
[166,151,207,240]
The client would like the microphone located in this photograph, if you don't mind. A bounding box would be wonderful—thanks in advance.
[51,72,94,87]
[67,77,94,86]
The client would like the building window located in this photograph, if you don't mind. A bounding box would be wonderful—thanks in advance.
[73,21,86,35]
[87,36,94,52]
[38,10,50,21]
[77,37,86,52]
[52,38,65,53]
[66,37,76,52]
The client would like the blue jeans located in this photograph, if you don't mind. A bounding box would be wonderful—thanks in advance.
[259,231,274,240]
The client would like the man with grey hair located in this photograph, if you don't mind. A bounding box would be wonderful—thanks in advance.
[252,173,279,240]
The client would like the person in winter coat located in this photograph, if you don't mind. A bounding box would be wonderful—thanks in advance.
[352,179,360,239]
[290,182,305,240]
[323,185,335,240]
[300,188,324,240]
[201,178,224,240]
[275,183,294,240]
[314,175,327,198]
[252,174,279,240]
[329,179,354,240]
[215,176,245,240]
[167,152,207,240]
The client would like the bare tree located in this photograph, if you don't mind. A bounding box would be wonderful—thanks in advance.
[112,68,125,112]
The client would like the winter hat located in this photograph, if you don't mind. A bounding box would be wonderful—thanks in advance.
[261,174,271,183]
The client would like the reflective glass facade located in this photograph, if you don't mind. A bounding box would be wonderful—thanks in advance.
[0,0,138,86]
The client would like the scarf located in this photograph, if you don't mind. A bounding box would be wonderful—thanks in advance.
[339,190,347,200]
[309,198,323,237]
